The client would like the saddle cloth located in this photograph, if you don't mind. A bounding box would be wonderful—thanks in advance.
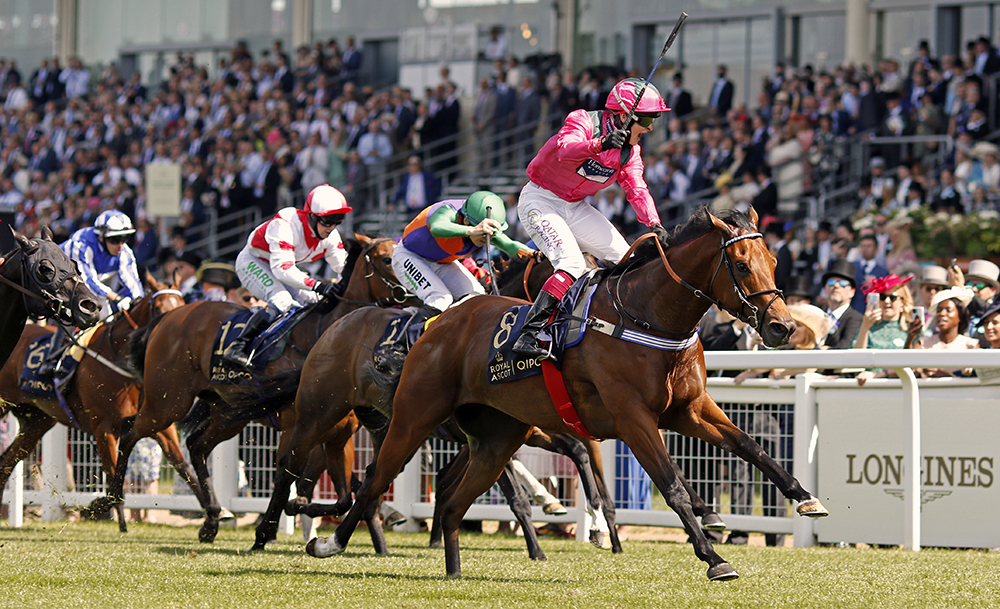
[209,306,310,383]
[19,325,100,397]
[487,269,601,384]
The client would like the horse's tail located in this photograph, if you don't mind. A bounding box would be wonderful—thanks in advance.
[223,367,304,424]
[126,313,167,375]
[178,397,211,434]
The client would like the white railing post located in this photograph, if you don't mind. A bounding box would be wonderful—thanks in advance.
[793,373,820,547]
[41,425,68,522]
[9,460,24,527]
[393,442,425,533]
[600,440,616,511]
[574,472,591,543]
[212,436,239,522]
[894,366,921,551]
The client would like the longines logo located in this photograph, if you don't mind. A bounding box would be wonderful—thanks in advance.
[846,454,994,488]
[883,489,953,507]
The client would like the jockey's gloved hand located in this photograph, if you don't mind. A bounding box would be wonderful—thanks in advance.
[600,128,629,151]
[313,280,340,300]
[517,248,544,262]
[112,297,132,313]
[650,224,669,243]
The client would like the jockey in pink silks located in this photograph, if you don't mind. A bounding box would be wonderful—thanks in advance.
[512,77,670,360]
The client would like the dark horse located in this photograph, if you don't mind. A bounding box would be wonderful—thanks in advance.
[0,227,101,368]
[306,207,829,580]
[0,273,187,525]
[88,235,413,542]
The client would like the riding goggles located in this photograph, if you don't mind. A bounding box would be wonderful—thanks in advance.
[317,213,347,227]
[634,113,660,128]
[105,235,127,245]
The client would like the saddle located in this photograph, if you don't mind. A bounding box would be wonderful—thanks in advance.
[210,306,312,382]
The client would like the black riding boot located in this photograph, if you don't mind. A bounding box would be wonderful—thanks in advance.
[373,305,441,373]
[37,327,66,377]
[511,291,560,361]
[222,308,274,368]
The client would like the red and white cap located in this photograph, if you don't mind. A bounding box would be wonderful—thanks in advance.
[605,78,669,114]
[305,184,353,215]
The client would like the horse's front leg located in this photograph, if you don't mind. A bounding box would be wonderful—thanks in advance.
[617,411,738,581]
[679,394,828,518]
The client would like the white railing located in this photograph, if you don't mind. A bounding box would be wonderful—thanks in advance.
[5,350,1000,550]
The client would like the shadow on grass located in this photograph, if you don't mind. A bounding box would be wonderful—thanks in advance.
[199,567,575,584]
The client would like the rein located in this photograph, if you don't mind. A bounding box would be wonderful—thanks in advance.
[609,230,783,336]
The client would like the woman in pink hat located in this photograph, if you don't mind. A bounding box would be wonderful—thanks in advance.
[852,274,923,385]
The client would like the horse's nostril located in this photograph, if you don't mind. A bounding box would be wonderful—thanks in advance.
[769,321,792,338]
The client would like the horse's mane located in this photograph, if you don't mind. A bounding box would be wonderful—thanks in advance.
[607,206,755,276]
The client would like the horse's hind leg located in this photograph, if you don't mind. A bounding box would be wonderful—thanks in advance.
[618,411,737,581]
[428,448,464,549]
[679,395,826,517]
[438,411,533,577]
[495,459,546,561]
[186,412,247,543]
[673,461,726,531]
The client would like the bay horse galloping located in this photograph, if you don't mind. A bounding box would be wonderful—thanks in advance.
[0,273,187,525]
[0,227,102,367]
[307,207,829,581]
[88,235,413,542]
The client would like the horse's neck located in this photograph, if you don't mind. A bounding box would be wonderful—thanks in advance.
[615,236,719,334]
[0,282,29,362]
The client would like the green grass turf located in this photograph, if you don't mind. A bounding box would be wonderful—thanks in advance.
[1,521,998,608]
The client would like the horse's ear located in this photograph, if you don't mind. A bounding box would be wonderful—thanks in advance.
[707,210,738,240]
[746,206,760,230]
[40,225,54,241]
[145,269,161,290]
[171,268,181,289]
[14,230,33,251]
[354,233,373,247]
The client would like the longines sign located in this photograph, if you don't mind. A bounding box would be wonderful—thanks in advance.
[815,392,1000,548]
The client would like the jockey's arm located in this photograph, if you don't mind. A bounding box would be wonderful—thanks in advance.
[69,240,116,300]
[553,110,604,164]
[426,205,472,239]
[117,247,145,300]
[265,217,316,290]
[491,232,534,259]
[617,154,662,228]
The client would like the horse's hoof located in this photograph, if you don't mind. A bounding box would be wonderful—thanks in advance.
[701,513,727,531]
[198,524,219,543]
[797,497,829,518]
[306,536,344,558]
[248,542,267,553]
[219,508,235,522]
[589,530,609,549]
[707,563,739,581]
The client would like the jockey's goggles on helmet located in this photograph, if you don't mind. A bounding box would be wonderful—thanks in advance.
[316,213,346,227]
[634,113,661,128]
[104,235,127,245]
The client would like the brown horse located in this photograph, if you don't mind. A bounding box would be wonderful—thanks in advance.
[0,272,187,525]
[307,207,829,581]
[0,227,101,368]
[88,235,413,542]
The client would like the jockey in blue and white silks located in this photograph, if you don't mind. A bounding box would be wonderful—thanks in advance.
[60,209,144,317]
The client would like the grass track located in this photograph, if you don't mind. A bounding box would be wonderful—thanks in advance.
[1,522,999,608]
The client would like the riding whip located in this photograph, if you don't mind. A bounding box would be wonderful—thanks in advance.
[483,206,500,295]
[622,12,688,130]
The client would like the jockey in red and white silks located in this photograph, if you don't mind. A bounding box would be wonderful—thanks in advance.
[512,77,670,361]
[225,184,351,367]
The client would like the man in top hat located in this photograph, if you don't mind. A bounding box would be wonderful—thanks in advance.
[822,258,864,349]
[919,264,949,309]
[784,274,815,306]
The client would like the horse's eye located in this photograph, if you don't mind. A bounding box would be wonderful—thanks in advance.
[735,261,750,274]
[382,257,392,266]
[35,263,56,284]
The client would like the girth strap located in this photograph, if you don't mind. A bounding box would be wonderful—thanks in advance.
[541,361,602,441]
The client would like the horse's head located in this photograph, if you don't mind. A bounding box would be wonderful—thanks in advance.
[10,227,102,328]
[706,207,794,347]
[142,270,187,320]
[349,233,417,307]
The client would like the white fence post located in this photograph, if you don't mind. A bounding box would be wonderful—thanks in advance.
[213,436,239,521]
[895,366,921,551]
[41,425,68,522]
[393,442,425,533]
[9,460,23,527]
[792,373,819,547]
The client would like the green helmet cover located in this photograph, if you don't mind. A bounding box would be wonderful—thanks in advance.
[461,191,508,231]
